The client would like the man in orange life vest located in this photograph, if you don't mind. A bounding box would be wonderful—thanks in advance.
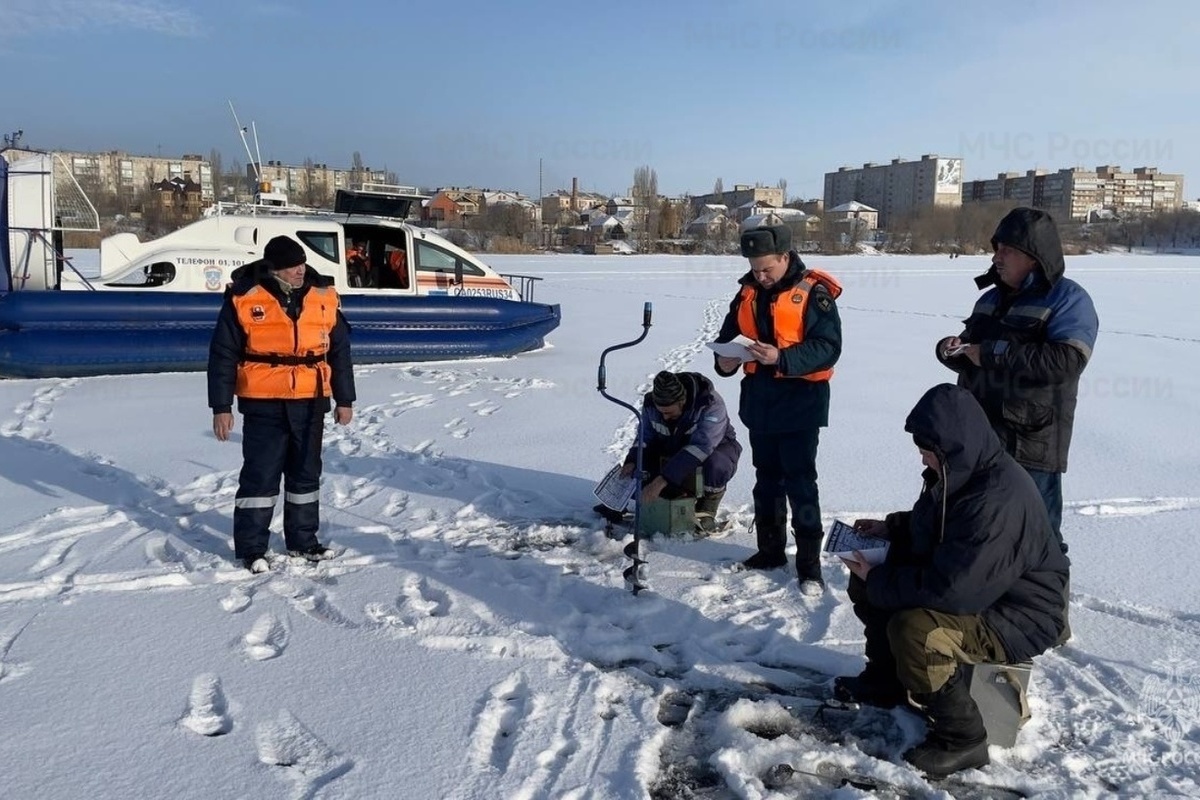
[714,224,842,593]
[207,235,356,573]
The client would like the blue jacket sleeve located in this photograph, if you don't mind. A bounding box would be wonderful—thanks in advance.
[660,394,731,487]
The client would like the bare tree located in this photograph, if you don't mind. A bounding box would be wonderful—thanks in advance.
[209,148,224,201]
[777,178,788,205]
[351,151,366,188]
[632,164,658,253]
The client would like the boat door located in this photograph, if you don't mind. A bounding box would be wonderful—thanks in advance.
[343,225,415,294]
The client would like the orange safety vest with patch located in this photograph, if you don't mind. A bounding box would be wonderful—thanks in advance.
[232,284,338,399]
[736,268,842,381]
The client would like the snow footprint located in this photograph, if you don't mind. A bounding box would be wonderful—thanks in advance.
[468,400,500,417]
[179,673,231,736]
[256,709,351,795]
[220,585,253,614]
[243,613,289,660]
[401,575,450,617]
[383,492,409,518]
[467,672,531,773]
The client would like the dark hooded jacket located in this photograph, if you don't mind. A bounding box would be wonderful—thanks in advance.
[939,208,1099,472]
[866,384,1070,663]
[625,372,741,488]
[714,252,842,434]
[207,260,355,415]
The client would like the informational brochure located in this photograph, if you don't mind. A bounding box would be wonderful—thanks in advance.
[593,464,636,511]
[706,334,757,362]
[824,519,890,566]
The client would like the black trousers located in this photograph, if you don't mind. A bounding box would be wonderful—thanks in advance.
[233,402,325,559]
[748,427,822,543]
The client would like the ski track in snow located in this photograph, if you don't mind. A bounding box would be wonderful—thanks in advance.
[3,360,1199,797]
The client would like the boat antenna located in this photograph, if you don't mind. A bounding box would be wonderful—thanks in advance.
[228,101,261,183]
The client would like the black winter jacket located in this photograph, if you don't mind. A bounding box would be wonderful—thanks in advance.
[866,384,1069,663]
[207,261,355,415]
[939,208,1099,472]
[714,253,842,434]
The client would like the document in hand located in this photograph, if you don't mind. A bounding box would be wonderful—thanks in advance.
[824,520,890,566]
[706,334,757,361]
[593,464,636,511]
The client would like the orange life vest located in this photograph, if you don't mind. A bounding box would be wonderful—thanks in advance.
[736,268,842,381]
[232,284,338,399]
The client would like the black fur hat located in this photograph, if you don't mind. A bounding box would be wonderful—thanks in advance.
[740,224,792,258]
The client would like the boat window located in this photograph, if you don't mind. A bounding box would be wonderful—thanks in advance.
[297,231,339,264]
[415,241,484,277]
[105,261,177,288]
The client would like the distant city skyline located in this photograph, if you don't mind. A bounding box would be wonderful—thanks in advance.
[2,0,1197,200]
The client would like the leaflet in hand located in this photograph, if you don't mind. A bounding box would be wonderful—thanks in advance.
[824,519,890,566]
[707,334,757,361]
[593,464,636,511]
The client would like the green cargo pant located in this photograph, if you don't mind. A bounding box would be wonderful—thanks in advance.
[887,607,1008,695]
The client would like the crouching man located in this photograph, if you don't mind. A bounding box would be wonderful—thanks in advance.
[836,384,1068,777]
[595,371,741,533]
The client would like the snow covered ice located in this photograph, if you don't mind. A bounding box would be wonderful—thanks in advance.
[1,252,1198,798]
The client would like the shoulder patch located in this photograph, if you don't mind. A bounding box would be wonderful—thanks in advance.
[815,294,832,312]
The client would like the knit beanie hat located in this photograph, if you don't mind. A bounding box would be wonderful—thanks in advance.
[263,235,306,270]
[651,371,686,406]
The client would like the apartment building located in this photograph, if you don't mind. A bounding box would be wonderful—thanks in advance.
[252,160,389,206]
[824,154,962,229]
[3,147,214,202]
[962,165,1184,220]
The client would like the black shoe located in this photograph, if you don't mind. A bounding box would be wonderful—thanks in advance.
[593,503,626,524]
[243,556,269,574]
[742,551,787,570]
[903,735,989,778]
[833,672,906,708]
[287,544,335,562]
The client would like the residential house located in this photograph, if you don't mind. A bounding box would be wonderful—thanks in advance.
[423,188,482,224]
[685,204,732,237]
[826,200,879,231]
[150,176,205,221]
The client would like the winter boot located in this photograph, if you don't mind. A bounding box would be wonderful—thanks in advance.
[593,503,627,525]
[288,543,335,562]
[243,556,270,574]
[833,667,907,708]
[795,535,824,594]
[742,521,787,570]
[904,666,990,778]
[694,488,725,535]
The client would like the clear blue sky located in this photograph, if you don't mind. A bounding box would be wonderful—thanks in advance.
[2,0,1197,200]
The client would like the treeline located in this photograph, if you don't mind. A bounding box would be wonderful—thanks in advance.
[882,202,1200,255]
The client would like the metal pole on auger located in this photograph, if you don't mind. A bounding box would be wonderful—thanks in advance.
[597,301,652,595]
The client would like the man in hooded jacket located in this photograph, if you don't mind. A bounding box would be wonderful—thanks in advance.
[937,207,1098,553]
[208,234,356,573]
[837,383,1069,777]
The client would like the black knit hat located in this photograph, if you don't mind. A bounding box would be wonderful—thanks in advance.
[263,235,306,270]
[740,224,792,258]
[651,371,686,406]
